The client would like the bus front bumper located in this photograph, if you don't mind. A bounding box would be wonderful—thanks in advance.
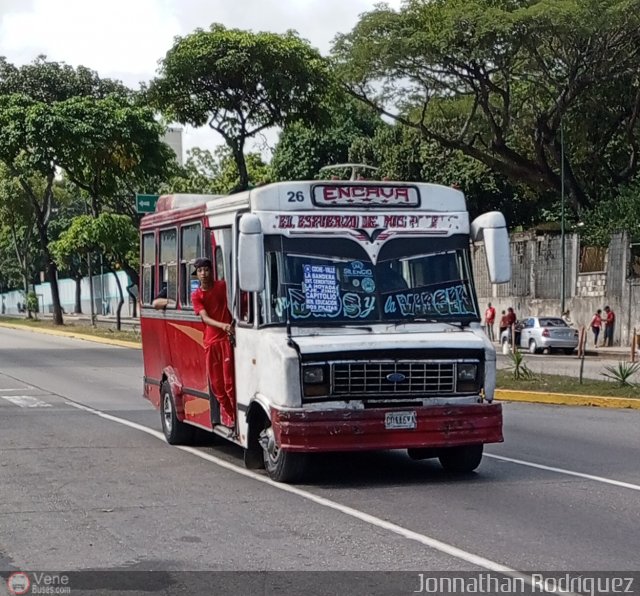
[271,403,503,453]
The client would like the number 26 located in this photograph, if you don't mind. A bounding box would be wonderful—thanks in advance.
[287,191,305,202]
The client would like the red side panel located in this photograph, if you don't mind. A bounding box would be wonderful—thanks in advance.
[271,403,503,453]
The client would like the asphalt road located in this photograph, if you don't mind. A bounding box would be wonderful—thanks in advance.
[0,326,639,595]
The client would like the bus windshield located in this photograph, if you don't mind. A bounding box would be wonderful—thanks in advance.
[260,236,480,326]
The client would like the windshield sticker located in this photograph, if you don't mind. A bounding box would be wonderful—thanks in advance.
[344,261,373,277]
[303,265,340,314]
[383,283,475,317]
[361,277,375,293]
[343,293,376,318]
[282,289,376,320]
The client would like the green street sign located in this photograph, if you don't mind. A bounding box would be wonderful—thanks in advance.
[135,193,160,213]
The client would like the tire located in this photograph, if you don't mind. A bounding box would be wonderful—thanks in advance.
[529,339,538,354]
[160,382,195,445]
[438,444,484,473]
[564,348,575,355]
[259,420,308,483]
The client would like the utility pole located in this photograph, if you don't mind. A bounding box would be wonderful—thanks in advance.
[560,121,566,315]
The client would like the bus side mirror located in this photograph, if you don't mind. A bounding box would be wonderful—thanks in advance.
[238,214,265,292]
[471,212,511,284]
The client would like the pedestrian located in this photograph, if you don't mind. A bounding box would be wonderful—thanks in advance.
[499,310,508,336]
[505,307,516,329]
[191,257,236,429]
[589,309,602,348]
[603,305,616,347]
[484,302,496,341]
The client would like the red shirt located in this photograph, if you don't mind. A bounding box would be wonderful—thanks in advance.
[505,311,516,326]
[485,306,496,323]
[192,281,232,346]
[606,310,615,325]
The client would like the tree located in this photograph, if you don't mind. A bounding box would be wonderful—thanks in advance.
[271,95,383,181]
[149,24,334,190]
[162,146,271,194]
[0,94,64,323]
[51,213,139,330]
[332,0,640,214]
[0,166,37,306]
[0,57,134,325]
[43,94,175,217]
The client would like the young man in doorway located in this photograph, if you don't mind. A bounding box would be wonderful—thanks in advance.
[191,257,236,428]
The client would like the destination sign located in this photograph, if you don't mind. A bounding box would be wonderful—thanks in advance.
[312,184,420,208]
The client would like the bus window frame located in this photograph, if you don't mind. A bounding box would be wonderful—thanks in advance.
[180,221,203,309]
[159,226,179,309]
[141,231,156,307]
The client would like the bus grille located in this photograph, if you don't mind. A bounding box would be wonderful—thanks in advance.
[332,361,456,396]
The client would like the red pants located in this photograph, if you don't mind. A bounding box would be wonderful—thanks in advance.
[205,339,235,427]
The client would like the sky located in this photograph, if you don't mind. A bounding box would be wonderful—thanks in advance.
[0,0,402,161]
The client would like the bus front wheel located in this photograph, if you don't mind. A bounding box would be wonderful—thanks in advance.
[438,444,484,473]
[160,382,195,445]
[259,422,308,483]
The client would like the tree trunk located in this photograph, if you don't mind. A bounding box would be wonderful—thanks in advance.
[22,275,31,319]
[107,265,124,332]
[33,219,63,325]
[74,276,83,314]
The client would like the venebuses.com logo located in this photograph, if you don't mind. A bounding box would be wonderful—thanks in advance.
[6,571,71,594]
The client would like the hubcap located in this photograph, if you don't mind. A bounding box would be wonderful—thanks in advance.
[259,426,279,463]
[163,393,173,433]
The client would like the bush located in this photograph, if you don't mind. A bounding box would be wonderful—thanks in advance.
[26,292,39,313]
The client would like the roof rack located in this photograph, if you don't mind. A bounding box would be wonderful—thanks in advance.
[319,163,380,181]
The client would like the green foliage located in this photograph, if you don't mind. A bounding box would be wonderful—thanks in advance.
[150,24,335,189]
[579,178,640,246]
[271,94,383,181]
[26,291,38,313]
[51,213,139,273]
[38,94,174,216]
[332,0,640,214]
[506,350,536,381]
[163,146,270,194]
[601,361,640,387]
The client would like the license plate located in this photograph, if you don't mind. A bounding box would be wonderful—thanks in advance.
[385,411,417,430]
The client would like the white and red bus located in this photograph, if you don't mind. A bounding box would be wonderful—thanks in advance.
[139,174,511,482]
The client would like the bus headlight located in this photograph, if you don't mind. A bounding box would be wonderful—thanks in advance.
[457,363,478,393]
[303,366,325,384]
[302,365,329,397]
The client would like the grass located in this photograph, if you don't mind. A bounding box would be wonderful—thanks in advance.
[0,316,141,344]
[497,370,639,398]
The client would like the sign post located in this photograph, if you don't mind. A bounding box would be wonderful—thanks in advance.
[135,194,160,213]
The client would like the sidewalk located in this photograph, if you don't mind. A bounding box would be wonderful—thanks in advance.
[2,312,141,332]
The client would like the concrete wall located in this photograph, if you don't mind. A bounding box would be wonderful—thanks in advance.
[474,231,640,346]
[1,271,134,317]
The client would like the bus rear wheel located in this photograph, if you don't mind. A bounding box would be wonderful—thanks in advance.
[438,444,483,473]
[160,382,195,445]
[259,422,308,483]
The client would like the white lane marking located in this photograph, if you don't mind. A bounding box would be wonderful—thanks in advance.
[486,453,640,492]
[1,395,52,408]
[0,388,34,392]
[65,401,576,595]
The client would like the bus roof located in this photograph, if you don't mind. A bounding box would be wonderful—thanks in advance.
[204,180,467,215]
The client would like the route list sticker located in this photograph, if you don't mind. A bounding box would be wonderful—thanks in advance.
[303,265,339,314]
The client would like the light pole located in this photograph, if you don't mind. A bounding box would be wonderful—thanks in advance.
[560,121,566,315]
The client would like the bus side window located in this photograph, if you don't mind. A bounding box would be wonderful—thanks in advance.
[159,228,178,306]
[141,232,155,306]
[181,223,202,308]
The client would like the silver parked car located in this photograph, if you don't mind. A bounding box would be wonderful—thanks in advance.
[500,316,579,354]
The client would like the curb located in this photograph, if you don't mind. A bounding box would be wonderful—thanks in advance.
[496,389,640,410]
[0,322,141,350]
